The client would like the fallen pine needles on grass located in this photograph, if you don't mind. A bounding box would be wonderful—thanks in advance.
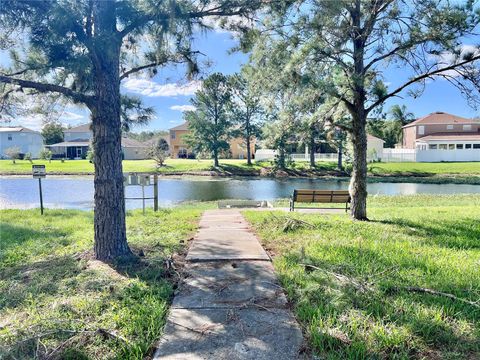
[243,195,480,359]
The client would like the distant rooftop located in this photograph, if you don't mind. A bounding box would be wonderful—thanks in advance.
[65,123,91,132]
[0,126,40,134]
[403,112,478,128]
[169,122,189,131]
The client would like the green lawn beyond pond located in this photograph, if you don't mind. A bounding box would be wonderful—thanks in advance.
[1,159,480,180]
[0,195,479,359]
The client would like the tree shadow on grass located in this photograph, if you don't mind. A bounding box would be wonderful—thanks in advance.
[371,217,480,250]
[281,248,480,358]
[0,255,82,310]
[0,223,69,254]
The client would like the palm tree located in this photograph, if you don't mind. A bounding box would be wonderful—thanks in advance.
[390,105,415,145]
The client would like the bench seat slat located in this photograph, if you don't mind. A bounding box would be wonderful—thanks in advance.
[291,189,351,212]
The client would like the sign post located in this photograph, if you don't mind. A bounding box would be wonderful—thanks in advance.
[123,173,158,214]
[32,165,46,215]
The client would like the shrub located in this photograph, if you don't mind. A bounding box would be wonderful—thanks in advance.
[86,147,94,163]
[24,152,32,163]
[148,138,169,167]
[40,149,53,162]
[5,146,21,164]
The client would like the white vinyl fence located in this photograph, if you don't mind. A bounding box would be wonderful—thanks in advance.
[255,149,338,162]
[381,149,416,162]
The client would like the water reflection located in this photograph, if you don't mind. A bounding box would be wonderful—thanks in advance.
[0,175,479,210]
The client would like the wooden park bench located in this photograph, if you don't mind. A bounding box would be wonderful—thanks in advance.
[289,189,351,212]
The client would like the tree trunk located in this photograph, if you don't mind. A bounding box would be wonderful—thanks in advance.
[309,130,315,168]
[349,3,368,220]
[246,135,252,165]
[91,1,132,261]
[349,113,368,220]
[213,149,219,167]
[337,140,343,171]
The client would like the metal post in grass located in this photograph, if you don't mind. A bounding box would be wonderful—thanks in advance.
[32,164,46,215]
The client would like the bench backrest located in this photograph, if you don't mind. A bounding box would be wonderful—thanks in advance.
[293,190,350,203]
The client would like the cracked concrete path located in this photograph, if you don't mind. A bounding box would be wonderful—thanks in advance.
[153,209,304,360]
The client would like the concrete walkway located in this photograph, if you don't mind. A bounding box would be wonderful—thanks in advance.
[154,209,304,360]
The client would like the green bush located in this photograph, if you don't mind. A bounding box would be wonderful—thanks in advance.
[40,149,53,162]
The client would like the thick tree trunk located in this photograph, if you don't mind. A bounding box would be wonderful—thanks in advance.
[246,135,252,165]
[349,113,368,220]
[349,3,368,221]
[91,1,132,261]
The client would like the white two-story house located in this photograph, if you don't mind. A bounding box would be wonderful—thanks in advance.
[0,126,44,158]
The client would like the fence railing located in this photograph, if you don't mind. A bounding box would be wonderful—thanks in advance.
[381,149,416,162]
[289,153,339,161]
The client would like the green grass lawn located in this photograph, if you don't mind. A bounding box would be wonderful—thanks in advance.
[1,159,479,180]
[368,161,480,175]
[0,205,210,359]
[244,195,480,359]
[0,159,264,175]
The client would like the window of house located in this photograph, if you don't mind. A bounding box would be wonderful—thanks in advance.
[418,126,425,135]
[473,144,480,149]
[456,144,463,149]
[463,125,472,131]
[466,144,472,149]
[439,144,447,150]
[429,144,437,150]
[446,125,454,130]
[448,144,455,150]
[7,134,12,141]
[171,131,176,140]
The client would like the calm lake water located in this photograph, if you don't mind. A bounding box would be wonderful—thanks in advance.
[0,175,479,210]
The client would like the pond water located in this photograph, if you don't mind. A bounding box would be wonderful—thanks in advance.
[0,175,479,210]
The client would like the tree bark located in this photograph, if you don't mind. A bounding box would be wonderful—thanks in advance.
[90,1,132,261]
[213,149,219,167]
[349,113,368,220]
[348,1,368,220]
[246,135,252,165]
[337,140,343,171]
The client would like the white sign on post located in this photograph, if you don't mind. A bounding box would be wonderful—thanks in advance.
[33,165,46,215]
[32,164,46,178]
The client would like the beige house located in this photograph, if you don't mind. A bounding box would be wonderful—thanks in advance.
[402,112,480,149]
[169,122,255,159]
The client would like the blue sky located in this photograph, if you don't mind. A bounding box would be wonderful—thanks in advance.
[6,28,480,132]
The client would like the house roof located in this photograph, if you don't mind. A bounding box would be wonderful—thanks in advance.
[403,112,478,128]
[47,140,90,147]
[367,134,385,143]
[121,137,148,148]
[0,126,40,134]
[169,122,189,131]
[416,132,480,142]
[65,123,91,132]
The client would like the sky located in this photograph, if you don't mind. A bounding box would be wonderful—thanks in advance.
[4,27,480,132]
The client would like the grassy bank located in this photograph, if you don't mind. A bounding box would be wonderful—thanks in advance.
[1,159,479,184]
[244,195,480,359]
[0,205,208,359]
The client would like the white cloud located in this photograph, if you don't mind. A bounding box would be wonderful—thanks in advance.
[122,78,202,97]
[60,111,84,121]
[170,104,196,112]
[13,114,45,131]
[431,44,480,78]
